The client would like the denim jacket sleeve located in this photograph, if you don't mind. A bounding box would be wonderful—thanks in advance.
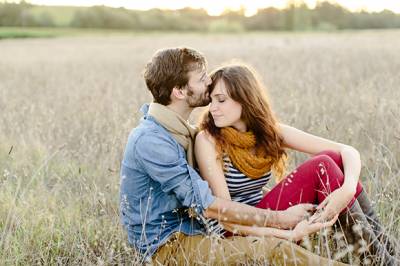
[134,131,215,215]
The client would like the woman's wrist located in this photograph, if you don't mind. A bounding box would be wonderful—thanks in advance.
[288,229,300,242]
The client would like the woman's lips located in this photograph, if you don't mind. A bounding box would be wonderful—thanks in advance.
[212,114,223,120]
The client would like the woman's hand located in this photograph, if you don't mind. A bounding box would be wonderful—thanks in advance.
[291,214,338,241]
[311,186,355,223]
[278,203,316,229]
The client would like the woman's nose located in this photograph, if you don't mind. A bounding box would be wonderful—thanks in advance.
[209,101,217,112]
[206,76,212,86]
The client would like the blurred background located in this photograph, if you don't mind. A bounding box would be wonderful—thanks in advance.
[1,0,399,264]
[1,0,400,37]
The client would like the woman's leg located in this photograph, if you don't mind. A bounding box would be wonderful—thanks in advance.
[254,150,397,264]
[255,150,363,211]
[320,151,398,256]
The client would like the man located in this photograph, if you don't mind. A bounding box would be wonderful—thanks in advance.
[119,47,344,265]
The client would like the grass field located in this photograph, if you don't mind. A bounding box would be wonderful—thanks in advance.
[0,31,399,264]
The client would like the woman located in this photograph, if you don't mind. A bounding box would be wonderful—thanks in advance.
[194,64,398,265]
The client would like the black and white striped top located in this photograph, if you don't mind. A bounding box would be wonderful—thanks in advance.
[204,155,272,236]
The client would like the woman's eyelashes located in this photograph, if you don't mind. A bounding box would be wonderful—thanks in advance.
[211,99,225,104]
[210,94,227,104]
[212,96,226,103]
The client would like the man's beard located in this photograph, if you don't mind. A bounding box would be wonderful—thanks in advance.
[186,87,210,108]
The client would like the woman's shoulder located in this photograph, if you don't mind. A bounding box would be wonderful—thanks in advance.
[196,130,217,146]
[195,130,220,163]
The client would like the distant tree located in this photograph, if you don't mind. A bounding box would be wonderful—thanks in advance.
[313,2,349,29]
[282,1,313,31]
[36,11,55,27]
[349,10,400,29]
[208,18,244,32]
[0,1,34,26]
[245,7,285,30]
[176,8,209,31]
[70,6,138,29]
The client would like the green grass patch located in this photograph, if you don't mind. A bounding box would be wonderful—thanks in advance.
[0,26,161,40]
[0,30,55,39]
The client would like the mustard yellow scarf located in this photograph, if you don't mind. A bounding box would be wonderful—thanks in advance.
[148,103,197,167]
[220,127,273,179]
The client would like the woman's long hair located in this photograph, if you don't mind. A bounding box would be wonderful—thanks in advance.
[200,64,287,181]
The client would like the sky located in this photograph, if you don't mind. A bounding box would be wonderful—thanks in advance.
[14,0,400,16]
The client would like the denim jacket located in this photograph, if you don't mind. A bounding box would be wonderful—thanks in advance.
[119,104,215,259]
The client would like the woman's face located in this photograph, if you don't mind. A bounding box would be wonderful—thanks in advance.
[209,79,246,131]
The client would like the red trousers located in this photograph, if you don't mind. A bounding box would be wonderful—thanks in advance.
[255,150,363,211]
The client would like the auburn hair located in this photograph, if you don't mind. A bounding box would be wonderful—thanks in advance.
[200,64,287,181]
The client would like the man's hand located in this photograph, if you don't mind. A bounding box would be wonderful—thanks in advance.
[278,203,316,229]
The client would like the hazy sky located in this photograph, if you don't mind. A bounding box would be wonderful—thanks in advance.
[19,0,400,16]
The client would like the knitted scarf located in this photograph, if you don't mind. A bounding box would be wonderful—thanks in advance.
[148,103,197,167]
[220,127,273,179]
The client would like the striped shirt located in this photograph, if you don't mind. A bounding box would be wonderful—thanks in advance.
[204,155,272,236]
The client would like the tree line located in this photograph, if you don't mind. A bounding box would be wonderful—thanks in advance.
[1,1,400,31]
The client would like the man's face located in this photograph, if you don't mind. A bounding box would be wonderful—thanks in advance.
[184,66,212,108]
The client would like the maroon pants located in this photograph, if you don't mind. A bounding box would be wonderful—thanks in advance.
[255,150,363,211]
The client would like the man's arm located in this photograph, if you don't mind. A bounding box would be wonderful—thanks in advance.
[220,215,338,241]
[134,132,215,213]
[204,197,280,227]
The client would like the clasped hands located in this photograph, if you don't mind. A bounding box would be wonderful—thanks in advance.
[280,187,354,241]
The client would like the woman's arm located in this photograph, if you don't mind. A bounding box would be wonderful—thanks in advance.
[221,214,338,241]
[221,222,294,240]
[195,131,285,227]
[279,123,360,191]
[279,123,361,221]
[195,130,231,200]
[196,130,315,229]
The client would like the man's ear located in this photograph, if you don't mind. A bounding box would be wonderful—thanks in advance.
[171,87,185,100]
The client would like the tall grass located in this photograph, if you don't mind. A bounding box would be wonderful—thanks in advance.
[0,31,399,264]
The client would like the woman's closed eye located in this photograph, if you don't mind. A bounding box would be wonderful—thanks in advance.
[211,99,225,104]
[216,96,226,103]
[211,94,227,103]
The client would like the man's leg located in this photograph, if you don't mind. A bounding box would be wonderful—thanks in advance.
[152,233,347,265]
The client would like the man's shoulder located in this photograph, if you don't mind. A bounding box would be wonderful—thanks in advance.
[126,119,182,166]
[130,119,159,138]
[128,118,178,149]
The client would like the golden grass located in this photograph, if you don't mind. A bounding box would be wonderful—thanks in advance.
[0,31,399,264]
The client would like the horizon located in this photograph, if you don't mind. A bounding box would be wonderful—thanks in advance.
[3,0,400,16]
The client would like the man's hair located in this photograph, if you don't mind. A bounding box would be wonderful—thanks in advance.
[143,47,206,105]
